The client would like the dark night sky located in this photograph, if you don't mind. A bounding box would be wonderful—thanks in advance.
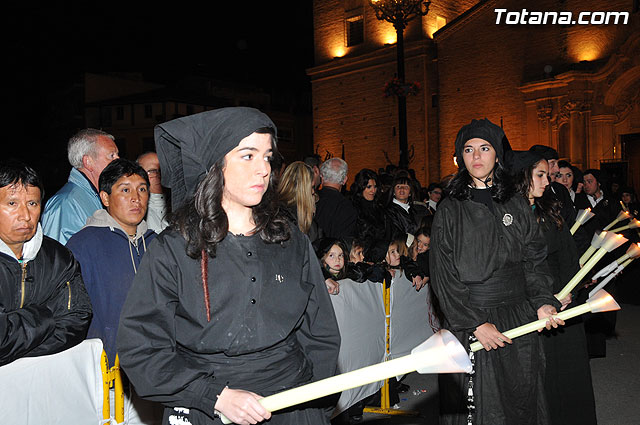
[5,2,314,191]
[7,2,313,86]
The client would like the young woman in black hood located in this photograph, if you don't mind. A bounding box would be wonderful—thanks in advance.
[117,107,340,425]
[430,118,563,425]
[511,150,596,425]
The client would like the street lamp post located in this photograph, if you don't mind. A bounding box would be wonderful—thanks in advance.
[369,0,430,169]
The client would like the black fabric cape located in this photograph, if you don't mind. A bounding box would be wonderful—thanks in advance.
[384,201,424,240]
[117,226,340,425]
[351,196,387,244]
[430,194,560,425]
[539,220,597,425]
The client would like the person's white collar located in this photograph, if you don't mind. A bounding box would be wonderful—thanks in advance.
[586,190,604,208]
[0,223,43,262]
[393,198,410,212]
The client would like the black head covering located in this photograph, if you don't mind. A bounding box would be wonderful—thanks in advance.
[620,186,635,196]
[154,107,276,210]
[454,118,506,169]
[506,150,545,174]
[529,145,559,161]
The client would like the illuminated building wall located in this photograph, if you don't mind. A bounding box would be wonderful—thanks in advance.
[310,0,476,185]
[436,0,638,177]
[311,0,640,188]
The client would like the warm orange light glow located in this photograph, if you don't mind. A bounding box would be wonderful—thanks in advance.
[453,156,458,167]
[568,29,606,62]
[383,30,397,44]
[333,47,346,58]
[576,46,600,62]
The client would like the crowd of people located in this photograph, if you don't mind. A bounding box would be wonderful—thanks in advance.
[1,107,638,425]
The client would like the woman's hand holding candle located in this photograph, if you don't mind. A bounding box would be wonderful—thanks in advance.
[469,290,620,352]
[537,304,565,331]
[558,294,572,311]
[215,388,271,425]
[473,323,512,351]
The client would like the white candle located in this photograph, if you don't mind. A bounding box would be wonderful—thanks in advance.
[470,290,620,352]
[560,233,627,299]
[603,210,631,231]
[220,330,471,424]
[579,231,607,267]
[609,219,640,233]
[570,208,594,235]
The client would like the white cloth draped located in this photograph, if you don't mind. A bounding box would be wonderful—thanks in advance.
[331,272,438,415]
[0,339,109,424]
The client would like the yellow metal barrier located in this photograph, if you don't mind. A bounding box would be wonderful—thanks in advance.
[114,354,125,423]
[363,280,418,417]
[101,350,110,420]
[100,351,126,423]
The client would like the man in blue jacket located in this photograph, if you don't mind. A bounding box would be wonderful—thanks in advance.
[66,158,156,366]
[66,158,161,424]
[42,128,119,244]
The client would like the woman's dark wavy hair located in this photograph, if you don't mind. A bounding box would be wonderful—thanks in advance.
[170,128,290,259]
[557,159,583,192]
[350,168,380,201]
[446,162,514,203]
[514,159,564,230]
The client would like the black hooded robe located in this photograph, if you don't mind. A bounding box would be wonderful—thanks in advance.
[117,226,340,425]
[539,221,597,425]
[430,194,560,425]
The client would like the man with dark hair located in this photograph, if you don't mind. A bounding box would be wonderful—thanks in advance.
[66,159,156,367]
[0,159,92,366]
[576,169,621,232]
[66,158,160,424]
[42,128,119,244]
[303,154,323,190]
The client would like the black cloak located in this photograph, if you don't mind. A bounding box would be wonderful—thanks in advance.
[118,108,340,425]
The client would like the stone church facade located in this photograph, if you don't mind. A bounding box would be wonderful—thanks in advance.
[309,0,640,189]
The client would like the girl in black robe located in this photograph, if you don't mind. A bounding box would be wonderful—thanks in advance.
[511,150,597,425]
[117,108,340,425]
[430,119,563,425]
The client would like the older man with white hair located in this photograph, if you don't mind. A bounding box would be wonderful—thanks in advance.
[42,128,119,243]
[315,157,358,240]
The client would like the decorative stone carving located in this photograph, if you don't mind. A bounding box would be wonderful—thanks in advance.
[537,103,553,129]
[614,80,640,123]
